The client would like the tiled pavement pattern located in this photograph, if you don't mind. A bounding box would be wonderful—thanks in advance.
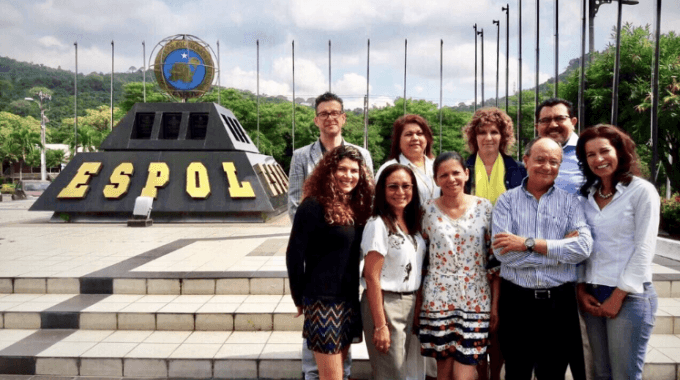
[1,199,680,379]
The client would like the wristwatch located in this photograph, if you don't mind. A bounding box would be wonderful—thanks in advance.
[524,238,536,252]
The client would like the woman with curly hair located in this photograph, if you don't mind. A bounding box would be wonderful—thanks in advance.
[575,124,659,379]
[463,107,525,205]
[462,107,525,380]
[286,145,374,380]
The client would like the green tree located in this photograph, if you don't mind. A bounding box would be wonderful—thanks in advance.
[561,24,680,191]
[6,126,41,180]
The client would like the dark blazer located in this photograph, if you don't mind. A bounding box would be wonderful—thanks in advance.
[464,153,527,195]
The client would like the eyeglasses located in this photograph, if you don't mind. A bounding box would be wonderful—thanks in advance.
[537,115,570,126]
[386,184,413,192]
[316,111,344,119]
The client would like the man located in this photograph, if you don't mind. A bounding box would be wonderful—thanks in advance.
[535,98,584,195]
[287,92,373,380]
[536,98,592,380]
[288,92,373,220]
[492,137,592,380]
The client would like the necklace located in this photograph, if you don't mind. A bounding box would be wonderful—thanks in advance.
[597,186,614,199]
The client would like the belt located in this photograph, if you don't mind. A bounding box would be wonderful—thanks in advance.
[383,290,417,296]
[502,279,574,300]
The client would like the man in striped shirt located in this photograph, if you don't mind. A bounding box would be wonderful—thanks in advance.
[491,137,593,380]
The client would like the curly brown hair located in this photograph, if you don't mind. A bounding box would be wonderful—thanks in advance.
[463,107,515,155]
[302,145,374,226]
[576,124,641,196]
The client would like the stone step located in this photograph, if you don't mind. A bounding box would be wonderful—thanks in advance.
[0,329,371,379]
[0,329,678,379]
[0,275,290,296]
[0,294,301,332]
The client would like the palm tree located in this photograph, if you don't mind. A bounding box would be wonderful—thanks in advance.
[6,126,41,181]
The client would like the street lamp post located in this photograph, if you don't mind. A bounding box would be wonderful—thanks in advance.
[25,91,51,181]
[588,0,639,57]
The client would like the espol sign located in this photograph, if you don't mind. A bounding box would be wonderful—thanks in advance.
[30,102,288,222]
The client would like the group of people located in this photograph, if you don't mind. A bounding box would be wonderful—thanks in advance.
[286,92,660,380]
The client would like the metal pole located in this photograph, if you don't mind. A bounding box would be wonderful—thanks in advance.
[479,29,485,107]
[142,41,146,103]
[474,24,478,111]
[329,40,332,93]
[217,40,221,105]
[257,40,260,150]
[503,4,509,114]
[650,0,661,181]
[74,42,78,156]
[589,0,596,59]
[611,0,623,126]
[38,94,47,181]
[518,0,523,159]
[494,20,500,107]
[111,40,114,131]
[578,0,587,133]
[365,39,370,150]
[534,1,539,137]
[439,39,443,154]
[292,40,295,152]
[554,0,559,97]
[404,39,407,115]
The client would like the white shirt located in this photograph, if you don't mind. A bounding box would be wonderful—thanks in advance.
[375,154,440,205]
[580,176,660,294]
[360,216,426,292]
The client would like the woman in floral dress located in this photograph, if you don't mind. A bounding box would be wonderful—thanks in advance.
[417,151,496,380]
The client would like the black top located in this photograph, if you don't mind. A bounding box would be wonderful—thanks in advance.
[286,197,364,307]
[464,152,527,195]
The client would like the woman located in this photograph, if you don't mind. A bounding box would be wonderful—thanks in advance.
[361,164,427,380]
[575,124,659,380]
[376,114,440,204]
[462,107,525,380]
[418,151,496,380]
[286,145,374,380]
[463,107,525,204]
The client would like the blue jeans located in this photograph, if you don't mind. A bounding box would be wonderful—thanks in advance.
[582,283,657,380]
[302,339,352,380]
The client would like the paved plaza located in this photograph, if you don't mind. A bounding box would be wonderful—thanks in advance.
[1,198,680,379]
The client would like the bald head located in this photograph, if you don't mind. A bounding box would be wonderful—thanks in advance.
[523,137,563,191]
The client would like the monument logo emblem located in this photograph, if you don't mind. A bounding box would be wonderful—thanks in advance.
[152,35,215,100]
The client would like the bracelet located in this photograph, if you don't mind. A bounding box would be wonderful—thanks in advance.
[374,324,388,333]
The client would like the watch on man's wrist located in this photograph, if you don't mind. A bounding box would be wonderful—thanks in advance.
[525,238,536,252]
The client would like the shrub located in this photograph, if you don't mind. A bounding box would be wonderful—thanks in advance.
[0,184,15,194]
[661,194,680,235]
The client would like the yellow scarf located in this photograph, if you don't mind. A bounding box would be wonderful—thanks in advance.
[475,153,506,205]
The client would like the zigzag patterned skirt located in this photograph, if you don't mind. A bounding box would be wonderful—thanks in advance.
[302,297,362,354]
[418,309,489,365]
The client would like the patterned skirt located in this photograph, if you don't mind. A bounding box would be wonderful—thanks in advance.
[302,297,362,354]
[418,308,489,365]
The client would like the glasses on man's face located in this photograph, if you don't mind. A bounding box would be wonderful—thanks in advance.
[386,184,413,192]
[537,115,570,126]
[316,111,344,119]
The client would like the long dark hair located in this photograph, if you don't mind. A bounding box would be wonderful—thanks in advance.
[303,145,374,225]
[372,164,421,235]
[576,124,641,196]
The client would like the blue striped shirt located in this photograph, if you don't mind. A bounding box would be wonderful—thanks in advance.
[492,179,592,289]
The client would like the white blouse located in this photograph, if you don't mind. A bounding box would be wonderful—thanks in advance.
[360,216,426,293]
[580,176,660,294]
[375,154,440,205]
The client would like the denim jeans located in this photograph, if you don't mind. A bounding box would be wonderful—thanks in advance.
[302,339,352,380]
[582,282,657,380]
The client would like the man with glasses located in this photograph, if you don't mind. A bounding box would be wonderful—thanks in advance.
[288,92,373,380]
[535,98,584,195]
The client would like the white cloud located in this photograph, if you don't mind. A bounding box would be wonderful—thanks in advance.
[0,0,23,28]
[38,36,66,49]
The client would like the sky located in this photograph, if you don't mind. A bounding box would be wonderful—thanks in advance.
[1,0,679,110]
